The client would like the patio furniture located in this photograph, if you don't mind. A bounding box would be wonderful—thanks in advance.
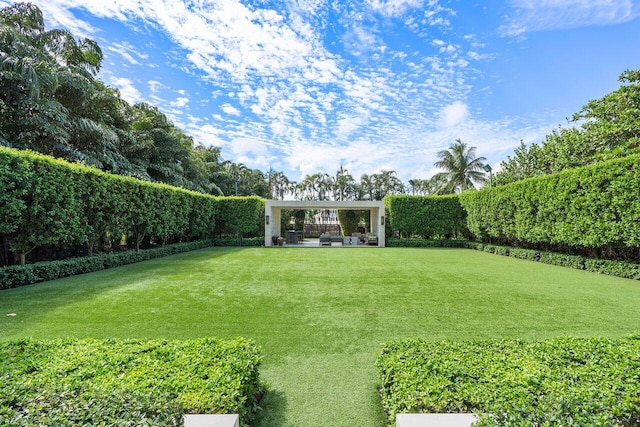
[319,234,344,246]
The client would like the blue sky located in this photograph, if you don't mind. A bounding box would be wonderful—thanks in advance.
[5,0,640,182]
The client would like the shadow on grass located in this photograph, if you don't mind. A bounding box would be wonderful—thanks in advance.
[253,389,287,427]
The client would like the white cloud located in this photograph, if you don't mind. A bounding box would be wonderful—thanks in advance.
[148,80,165,93]
[170,97,189,107]
[106,41,148,65]
[229,136,271,170]
[221,104,241,116]
[438,101,469,128]
[366,0,425,17]
[500,0,638,37]
[182,122,227,148]
[110,77,141,103]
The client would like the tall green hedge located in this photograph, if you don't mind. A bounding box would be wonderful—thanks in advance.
[459,155,640,254]
[386,195,468,239]
[0,148,264,265]
[216,196,265,237]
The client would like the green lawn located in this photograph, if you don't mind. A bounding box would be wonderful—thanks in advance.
[1,247,640,426]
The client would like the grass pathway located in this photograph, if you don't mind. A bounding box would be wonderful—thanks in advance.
[1,247,640,426]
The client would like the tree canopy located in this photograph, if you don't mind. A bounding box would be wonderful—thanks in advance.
[0,2,273,197]
[433,139,487,194]
[495,69,640,186]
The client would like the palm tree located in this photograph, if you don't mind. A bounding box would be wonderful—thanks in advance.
[333,165,356,201]
[433,139,487,193]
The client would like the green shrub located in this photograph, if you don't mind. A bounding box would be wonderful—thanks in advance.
[0,337,263,426]
[584,258,640,280]
[493,245,510,256]
[465,241,485,251]
[386,195,468,239]
[0,240,214,289]
[377,336,640,426]
[483,244,496,254]
[507,247,540,261]
[385,239,467,248]
[539,252,585,270]
[460,155,640,256]
[213,237,264,247]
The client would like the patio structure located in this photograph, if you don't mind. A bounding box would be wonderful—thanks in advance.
[264,200,386,247]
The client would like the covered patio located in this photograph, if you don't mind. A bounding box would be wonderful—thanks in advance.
[264,200,386,247]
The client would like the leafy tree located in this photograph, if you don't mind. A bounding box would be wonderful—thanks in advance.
[496,69,640,185]
[267,169,291,200]
[0,3,71,152]
[333,165,357,200]
[573,69,640,159]
[433,139,487,193]
[370,170,405,200]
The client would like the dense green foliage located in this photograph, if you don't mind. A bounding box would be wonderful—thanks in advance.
[459,154,640,260]
[0,148,265,266]
[213,237,264,247]
[466,242,640,280]
[385,238,467,248]
[495,70,640,185]
[216,196,265,237]
[0,240,214,289]
[0,337,263,426]
[377,336,640,426]
[386,195,468,239]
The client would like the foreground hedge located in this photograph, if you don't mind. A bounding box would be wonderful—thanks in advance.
[0,240,214,290]
[377,336,640,426]
[0,337,263,426]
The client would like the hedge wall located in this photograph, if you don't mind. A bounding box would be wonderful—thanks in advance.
[1,337,263,426]
[385,238,467,248]
[0,148,265,266]
[466,242,640,280]
[459,155,640,257]
[377,336,640,426]
[0,240,215,290]
[386,195,468,239]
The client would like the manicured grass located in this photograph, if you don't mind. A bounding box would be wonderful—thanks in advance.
[1,247,640,426]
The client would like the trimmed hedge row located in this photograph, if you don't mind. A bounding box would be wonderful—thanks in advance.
[377,336,640,426]
[0,148,264,266]
[459,154,640,253]
[0,337,263,426]
[467,242,640,280]
[386,195,468,239]
[385,238,467,248]
[213,237,264,247]
[0,240,214,290]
